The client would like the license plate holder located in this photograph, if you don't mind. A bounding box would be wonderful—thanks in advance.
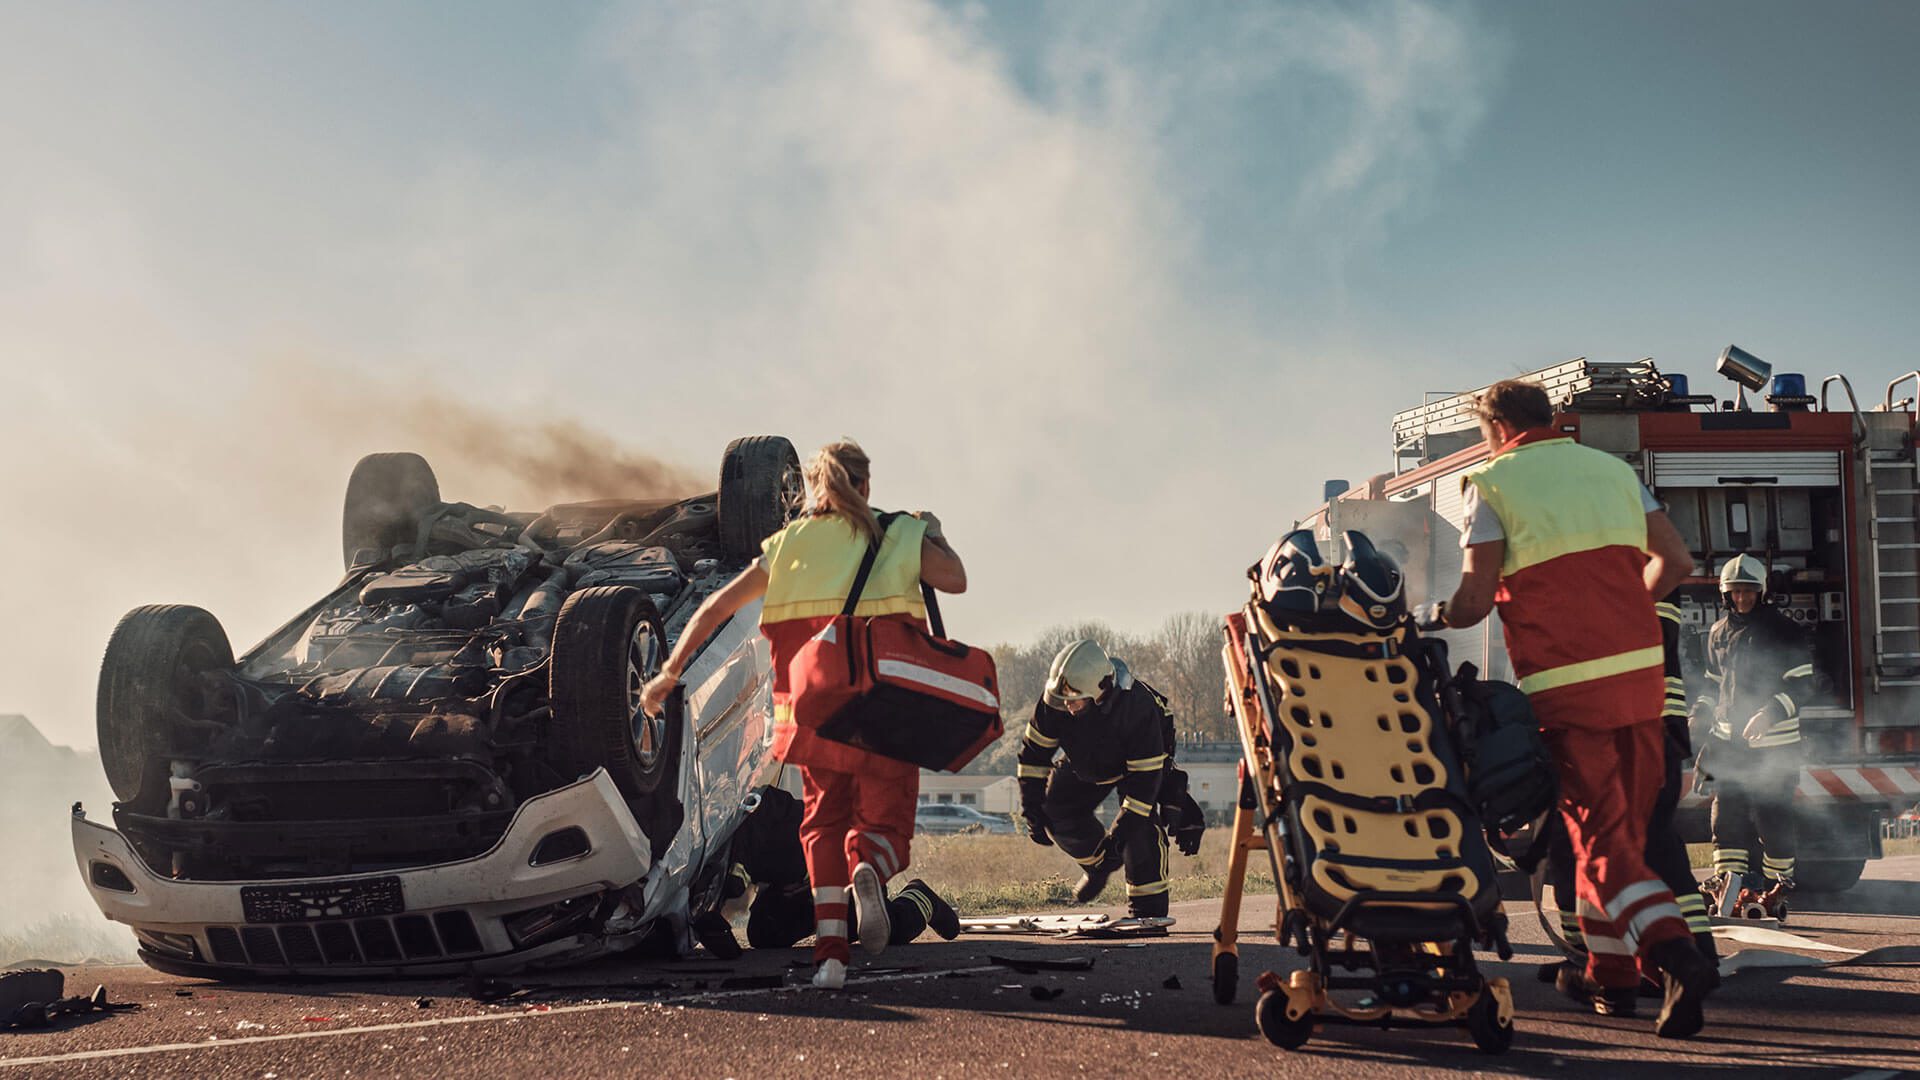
[241,876,404,924]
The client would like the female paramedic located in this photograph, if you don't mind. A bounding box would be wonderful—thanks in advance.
[638,439,967,990]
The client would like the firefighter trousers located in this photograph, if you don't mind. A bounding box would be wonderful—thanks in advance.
[1550,728,1716,966]
[1710,765,1798,884]
[1042,770,1170,918]
[1543,719,1693,989]
[798,757,919,964]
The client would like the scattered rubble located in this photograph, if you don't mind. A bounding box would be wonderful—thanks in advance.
[989,954,1095,974]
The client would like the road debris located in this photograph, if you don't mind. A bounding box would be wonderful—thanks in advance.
[1,969,65,1018]
[1028,985,1065,1001]
[989,954,1095,974]
[3,983,141,1032]
[1162,975,1182,990]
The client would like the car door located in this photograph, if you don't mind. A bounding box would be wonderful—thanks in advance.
[652,598,776,896]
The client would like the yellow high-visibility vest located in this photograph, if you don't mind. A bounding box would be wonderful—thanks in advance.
[759,513,928,625]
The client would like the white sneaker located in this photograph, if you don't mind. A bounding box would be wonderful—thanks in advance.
[810,958,846,990]
[850,862,890,957]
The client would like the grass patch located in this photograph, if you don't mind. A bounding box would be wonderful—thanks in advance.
[917,833,1918,914]
[1684,836,1917,869]
[910,830,1275,916]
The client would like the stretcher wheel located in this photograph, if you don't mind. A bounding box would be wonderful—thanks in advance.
[1465,988,1514,1055]
[1255,989,1313,1050]
[1212,952,1238,1005]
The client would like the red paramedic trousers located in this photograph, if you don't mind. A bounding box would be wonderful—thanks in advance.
[798,757,919,965]
[1543,718,1692,988]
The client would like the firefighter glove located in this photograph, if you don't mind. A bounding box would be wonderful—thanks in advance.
[1743,701,1784,744]
[1164,792,1206,856]
[1019,779,1051,845]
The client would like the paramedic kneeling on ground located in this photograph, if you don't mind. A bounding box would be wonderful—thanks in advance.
[1426,380,1716,1039]
[638,439,967,991]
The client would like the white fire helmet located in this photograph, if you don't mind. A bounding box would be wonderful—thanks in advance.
[1719,554,1767,593]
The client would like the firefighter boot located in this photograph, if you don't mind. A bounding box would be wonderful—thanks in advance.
[894,879,960,941]
[691,910,743,960]
[1554,965,1636,1017]
[1650,938,1715,1039]
[1073,865,1114,904]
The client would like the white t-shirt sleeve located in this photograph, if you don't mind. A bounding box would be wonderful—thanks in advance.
[1459,480,1662,549]
[1460,482,1503,547]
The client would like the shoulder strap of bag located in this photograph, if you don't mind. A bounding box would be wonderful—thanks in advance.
[841,511,905,618]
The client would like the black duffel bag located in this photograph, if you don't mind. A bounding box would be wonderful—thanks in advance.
[1447,662,1558,848]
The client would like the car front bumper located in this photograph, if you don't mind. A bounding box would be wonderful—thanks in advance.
[72,769,652,978]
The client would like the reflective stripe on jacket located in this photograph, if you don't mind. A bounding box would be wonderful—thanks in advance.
[1466,430,1663,730]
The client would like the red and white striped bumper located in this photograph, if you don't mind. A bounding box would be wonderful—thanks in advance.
[1677,764,1920,809]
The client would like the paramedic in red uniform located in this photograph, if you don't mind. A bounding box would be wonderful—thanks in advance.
[639,439,967,990]
[1429,380,1716,1038]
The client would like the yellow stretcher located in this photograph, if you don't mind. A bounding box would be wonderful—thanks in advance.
[1211,606,1517,1054]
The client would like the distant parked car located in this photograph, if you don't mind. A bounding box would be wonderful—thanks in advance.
[915,803,1015,836]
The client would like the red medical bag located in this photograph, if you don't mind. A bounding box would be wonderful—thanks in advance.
[785,518,1002,772]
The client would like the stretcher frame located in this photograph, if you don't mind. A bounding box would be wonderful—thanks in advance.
[1211,610,1516,1053]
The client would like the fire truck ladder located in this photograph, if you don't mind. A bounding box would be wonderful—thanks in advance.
[1833,372,1920,689]
[1391,358,1666,465]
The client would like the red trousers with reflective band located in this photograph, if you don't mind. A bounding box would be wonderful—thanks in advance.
[798,757,919,964]
[1543,718,1692,988]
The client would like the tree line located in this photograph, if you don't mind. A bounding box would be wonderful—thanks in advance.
[962,613,1235,777]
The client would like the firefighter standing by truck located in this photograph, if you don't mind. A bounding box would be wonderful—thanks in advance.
[1016,639,1206,920]
[1426,379,1716,1039]
[1693,554,1815,914]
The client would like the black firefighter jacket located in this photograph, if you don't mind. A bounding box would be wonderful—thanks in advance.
[1016,662,1173,818]
[1694,602,1815,775]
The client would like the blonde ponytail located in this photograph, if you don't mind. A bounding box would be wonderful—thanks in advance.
[805,439,882,545]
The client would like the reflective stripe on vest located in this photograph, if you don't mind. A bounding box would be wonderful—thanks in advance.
[1517,645,1664,695]
[759,514,929,625]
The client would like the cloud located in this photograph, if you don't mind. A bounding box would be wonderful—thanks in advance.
[0,0,1504,747]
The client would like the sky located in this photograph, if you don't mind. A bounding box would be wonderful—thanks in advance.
[2,0,1916,750]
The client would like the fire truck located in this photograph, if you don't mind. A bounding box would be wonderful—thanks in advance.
[1296,347,1920,893]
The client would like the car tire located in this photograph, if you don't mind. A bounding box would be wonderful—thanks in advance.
[97,605,235,810]
[717,436,801,562]
[342,452,440,570]
[549,586,683,860]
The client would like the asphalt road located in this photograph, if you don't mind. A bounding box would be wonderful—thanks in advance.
[5,859,1919,1080]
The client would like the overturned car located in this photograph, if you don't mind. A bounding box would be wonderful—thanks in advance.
[73,437,804,977]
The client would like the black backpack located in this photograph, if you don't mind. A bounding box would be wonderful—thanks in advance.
[1446,662,1558,844]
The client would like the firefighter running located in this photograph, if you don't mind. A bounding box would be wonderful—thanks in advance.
[1694,553,1815,916]
[1429,379,1717,1038]
[1016,639,1206,921]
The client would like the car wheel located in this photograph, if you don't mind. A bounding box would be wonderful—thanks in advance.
[97,605,235,811]
[549,586,684,858]
[342,452,440,569]
[717,436,801,562]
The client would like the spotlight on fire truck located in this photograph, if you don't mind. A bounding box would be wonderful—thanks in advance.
[1718,343,1772,391]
